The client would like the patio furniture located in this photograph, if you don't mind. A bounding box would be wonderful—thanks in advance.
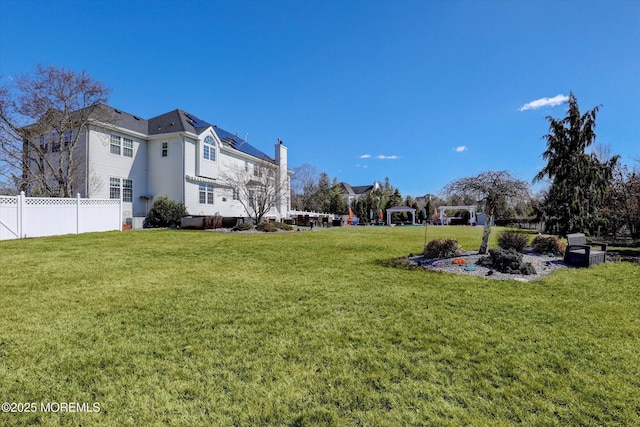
[563,233,607,267]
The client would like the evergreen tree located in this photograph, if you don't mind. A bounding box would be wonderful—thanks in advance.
[534,93,619,236]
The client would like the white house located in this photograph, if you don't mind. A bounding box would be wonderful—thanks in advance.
[38,105,291,226]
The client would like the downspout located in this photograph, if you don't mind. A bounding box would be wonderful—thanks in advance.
[182,137,185,205]
[85,125,90,197]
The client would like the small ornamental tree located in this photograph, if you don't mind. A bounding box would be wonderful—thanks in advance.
[144,196,188,228]
[221,156,289,225]
[443,170,530,254]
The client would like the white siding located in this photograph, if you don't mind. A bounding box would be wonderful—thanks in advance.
[147,136,184,207]
[86,126,148,220]
[70,117,291,222]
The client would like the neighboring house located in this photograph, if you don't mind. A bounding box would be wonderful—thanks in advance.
[338,181,381,206]
[28,105,291,226]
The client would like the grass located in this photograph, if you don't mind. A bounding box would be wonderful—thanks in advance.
[1,226,639,426]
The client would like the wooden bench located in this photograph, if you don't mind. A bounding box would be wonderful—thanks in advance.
[563,233,607,267]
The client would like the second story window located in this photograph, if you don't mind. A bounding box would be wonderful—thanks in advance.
[110,135,121,155]
[64,130,73,146]
[123,138,133,158]
[162,142,168,157]
[203,136,215,161]
[110,135,134,157]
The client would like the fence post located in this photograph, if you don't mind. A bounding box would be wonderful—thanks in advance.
[17,191,24,238]
[76,193,81,234]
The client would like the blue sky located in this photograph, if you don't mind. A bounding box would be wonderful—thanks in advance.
[1,0,638,198]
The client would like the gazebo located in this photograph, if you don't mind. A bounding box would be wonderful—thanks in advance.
[438,205,477,225]
[386,206,416,226]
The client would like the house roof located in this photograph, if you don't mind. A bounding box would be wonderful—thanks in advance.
[339,182,374,196]
[114,107,274,162]
[31,104,149,135]
[101,105,148,135]
[147,109,202,135]
[351,185,374,195]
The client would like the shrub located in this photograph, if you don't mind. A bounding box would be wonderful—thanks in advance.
[424,239,462,258]
[256,222,278,232]
[498,230,529,252]
[477,248,536,275]
[272,221,293,231]
[232,222,254,231]
[532,235,566,256]
[144,196,188,228]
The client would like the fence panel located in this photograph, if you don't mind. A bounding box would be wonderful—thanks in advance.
[22,197,78,238]
[0,193,121,240]
[0,196,19,240]
[79,199,121,233]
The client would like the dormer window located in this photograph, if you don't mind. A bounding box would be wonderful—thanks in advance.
[203,136,216,161]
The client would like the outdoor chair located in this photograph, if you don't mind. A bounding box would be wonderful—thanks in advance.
[563,233,607,267]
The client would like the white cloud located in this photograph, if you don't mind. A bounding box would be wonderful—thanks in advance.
[376,155,400,160]
[359,154,371,159]
[519,94,569,111]
[454,146,467,153]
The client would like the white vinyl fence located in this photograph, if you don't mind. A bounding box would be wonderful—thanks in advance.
[0,192,121,240]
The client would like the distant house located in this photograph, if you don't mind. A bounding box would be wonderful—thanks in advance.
[26,105,291,226]
[338,181,381,206]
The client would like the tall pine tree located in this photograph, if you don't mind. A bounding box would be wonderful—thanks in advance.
[534,93,618,236]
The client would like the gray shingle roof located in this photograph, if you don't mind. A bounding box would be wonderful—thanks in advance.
[339,182,374,195]
[102,106,275,162]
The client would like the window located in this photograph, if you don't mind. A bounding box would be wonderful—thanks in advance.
[64,130,73,146]
[122,179,133,202]
[39,135,48,153]
[110,135,133,157]
[110,135,121,155]
[110,177,133,202]
[245,161,249,172]
[203,136,215,161]
[199,183,214,204]
[110,177,121,199]
[162,141,168,157]
[51,132,60,152]
[123,138,133,157]
[233,188,240,200]
[254,163,261,177]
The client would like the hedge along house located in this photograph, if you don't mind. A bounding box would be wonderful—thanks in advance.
[25,105,291,227]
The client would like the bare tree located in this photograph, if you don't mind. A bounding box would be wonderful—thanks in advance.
[290,163,318,210]
[443,170,531,254]
[221,157,289,224]
[0,65,111,197]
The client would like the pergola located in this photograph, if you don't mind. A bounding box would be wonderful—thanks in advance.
[386,206,416,226]
[438,205,477,225]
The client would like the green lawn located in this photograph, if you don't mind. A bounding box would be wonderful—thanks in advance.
[1,226,639,426]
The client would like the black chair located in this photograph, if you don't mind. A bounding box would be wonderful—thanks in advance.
[563,233,607,267]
